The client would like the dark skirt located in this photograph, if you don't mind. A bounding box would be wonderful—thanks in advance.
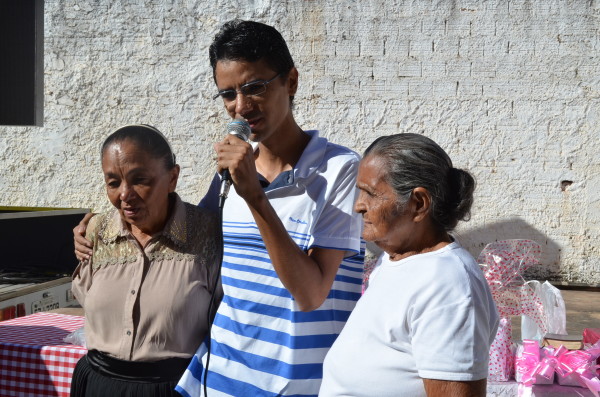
[70,350,189,397]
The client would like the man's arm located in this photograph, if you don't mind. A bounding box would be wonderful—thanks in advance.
[217,137,353,312]
[423,378,487,397]
[247,191,346,312]
[73,212,95,261]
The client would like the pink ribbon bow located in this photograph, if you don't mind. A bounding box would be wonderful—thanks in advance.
[516,340,565,387]
[555,348,600,396]
[518,339,600,396]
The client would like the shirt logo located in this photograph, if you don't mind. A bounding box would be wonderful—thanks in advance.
[289,217,307,225]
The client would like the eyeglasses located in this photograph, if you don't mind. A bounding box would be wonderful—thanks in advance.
[212,73,282,101]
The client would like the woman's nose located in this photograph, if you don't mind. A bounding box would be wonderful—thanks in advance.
[354,195,366,214]
[119,184,133,201]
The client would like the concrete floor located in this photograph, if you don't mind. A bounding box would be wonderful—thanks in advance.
[561,289,600,335]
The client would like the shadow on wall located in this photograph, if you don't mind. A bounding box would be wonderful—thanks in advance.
[456,217,562,282]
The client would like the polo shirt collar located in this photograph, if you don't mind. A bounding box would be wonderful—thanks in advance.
[250,130,325,192]
[293,130,326,180]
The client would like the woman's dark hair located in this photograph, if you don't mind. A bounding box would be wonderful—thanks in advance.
[364,133,475,232]
[209,19,295,103]
[101,124,176,170]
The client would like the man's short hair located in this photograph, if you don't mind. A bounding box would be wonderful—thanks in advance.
[209,19,295,82]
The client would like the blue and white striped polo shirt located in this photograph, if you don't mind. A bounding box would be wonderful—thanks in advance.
[176,130,364,397]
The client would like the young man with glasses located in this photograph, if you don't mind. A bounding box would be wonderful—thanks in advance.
[75,19,364,397]
[178,19,364,397]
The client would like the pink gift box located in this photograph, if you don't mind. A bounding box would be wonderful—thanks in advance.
[516,339,600,396]
[515,340,555,385]
[584,328,600,345]
[554,348,598,388]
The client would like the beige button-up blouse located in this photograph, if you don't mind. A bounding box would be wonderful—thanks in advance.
[72,193,222,362]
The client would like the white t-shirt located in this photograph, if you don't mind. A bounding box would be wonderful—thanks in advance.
[320,241,499,397]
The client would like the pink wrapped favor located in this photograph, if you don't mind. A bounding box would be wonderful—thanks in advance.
[478,240,546,381]
[489,318,516,381]
[554,341,600,395]
[515,340,558,385]
[516,339,600,396]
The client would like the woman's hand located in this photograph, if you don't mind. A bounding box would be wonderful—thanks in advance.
[73,212,95,261]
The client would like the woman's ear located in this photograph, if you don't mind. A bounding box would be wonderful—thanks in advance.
[410,187,432,223]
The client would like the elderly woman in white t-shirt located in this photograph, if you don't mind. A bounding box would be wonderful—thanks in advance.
[320,133,499,397]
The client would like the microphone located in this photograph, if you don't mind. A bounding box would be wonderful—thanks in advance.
[218,119,251,209]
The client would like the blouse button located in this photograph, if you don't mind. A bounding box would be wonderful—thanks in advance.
[126,330,131,336]
[130,290,135,295]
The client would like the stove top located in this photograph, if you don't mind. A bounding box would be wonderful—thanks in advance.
[0,265,69,284]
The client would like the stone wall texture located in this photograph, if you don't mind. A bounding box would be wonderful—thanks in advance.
[1,0,599,285]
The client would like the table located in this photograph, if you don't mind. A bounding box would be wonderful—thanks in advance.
[3,312,596,397]
[0,312,86,397]
[488,380,596,396]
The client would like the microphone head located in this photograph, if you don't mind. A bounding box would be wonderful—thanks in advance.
[227,120,251,142]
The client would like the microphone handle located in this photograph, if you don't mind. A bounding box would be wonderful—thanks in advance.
[218,169,232,209]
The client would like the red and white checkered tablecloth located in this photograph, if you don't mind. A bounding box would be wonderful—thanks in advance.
[0,312,87,397]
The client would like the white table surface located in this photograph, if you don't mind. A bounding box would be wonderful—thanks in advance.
[488,380,595,396]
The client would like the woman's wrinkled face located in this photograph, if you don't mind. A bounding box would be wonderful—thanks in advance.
[101,139,178,234]
[354,155,411,248]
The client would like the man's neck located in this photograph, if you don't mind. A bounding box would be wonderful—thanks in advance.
[255,122,310,182]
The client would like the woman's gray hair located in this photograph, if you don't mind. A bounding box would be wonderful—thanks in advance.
[363,133,475,232]
[101,124,176,170]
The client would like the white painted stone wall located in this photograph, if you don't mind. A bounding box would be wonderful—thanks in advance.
[1,0,598,285]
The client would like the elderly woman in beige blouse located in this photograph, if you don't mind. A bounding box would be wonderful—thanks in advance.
[70,125,222,397]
